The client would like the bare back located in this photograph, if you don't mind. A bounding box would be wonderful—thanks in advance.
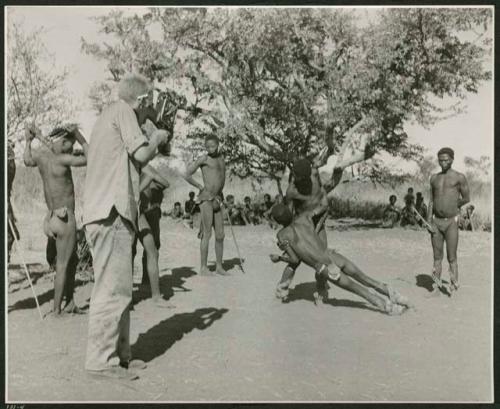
[199,154,226,200]
[34,148,75,211]
[279,215,330,268]
[430,169,467,218]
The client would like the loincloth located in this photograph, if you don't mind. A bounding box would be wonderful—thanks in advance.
[43,206,74,238]
[197,193,224,213]
[432,214,458,234]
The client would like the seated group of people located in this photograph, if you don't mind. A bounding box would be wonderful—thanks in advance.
[163,191,284,228]
[383,187,476,231]
[382,187,428,228]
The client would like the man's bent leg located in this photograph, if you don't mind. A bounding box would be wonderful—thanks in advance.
[276,264,298,300]
[328,249,389,296]
[319,266,404,315]
[85,209,134,371]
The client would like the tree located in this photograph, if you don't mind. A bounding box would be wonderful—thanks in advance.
[7,19,75,149]
[464,155,491,180]
[83,8,492,193]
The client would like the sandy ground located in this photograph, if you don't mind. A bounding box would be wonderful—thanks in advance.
[7,218,493,402]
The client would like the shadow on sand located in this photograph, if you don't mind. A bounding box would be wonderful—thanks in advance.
[133,266,197,306]
[286,281,381,313]
[8,278,88,313]
[416,274,451,296]
[131,307,229,362]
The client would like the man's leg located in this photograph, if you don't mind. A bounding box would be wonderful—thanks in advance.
[327,249,411,307]
[50,213,77,315]
[46,237,57,271]
[318,266,404,315]
[138,214,175,308]
[214,208,228,275]
[430,221,445,292]
[314,226,329,303]
[445,218,460,291]
[85,209,136,376]
[199,201,214,276]
[276,263,299,301]
[62,246,84,313]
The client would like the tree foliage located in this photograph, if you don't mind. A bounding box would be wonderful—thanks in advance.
[82,8,492,188]
[7,20,75,148]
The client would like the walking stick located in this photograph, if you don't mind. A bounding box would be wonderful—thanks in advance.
[412,206,434,231]
[222,205,246,273]
[8,217,44,321]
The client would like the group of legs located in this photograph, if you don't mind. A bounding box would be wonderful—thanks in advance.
[273,211,412,315]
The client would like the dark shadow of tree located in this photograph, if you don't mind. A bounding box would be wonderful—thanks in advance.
[131,307,229,363]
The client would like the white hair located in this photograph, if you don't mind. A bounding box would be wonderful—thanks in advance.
[118,73,151,104]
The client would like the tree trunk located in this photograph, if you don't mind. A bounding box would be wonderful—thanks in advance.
[274,177,284,197]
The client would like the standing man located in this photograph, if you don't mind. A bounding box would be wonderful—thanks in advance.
[7,141,19,263]
[184,134,228,276]
[132,166,174,307]
[23,123,88,316]
[83,74,170,381]
[426,147,470,295]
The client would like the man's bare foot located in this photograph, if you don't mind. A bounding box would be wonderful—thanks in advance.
[63,300,88,315]
[313,288,328,306]
[387,286,413,309]
[216,266,231,276]
[151,297,176,308]
[383,300,406,315]
[199,267,215,276]
[44,309,67,319]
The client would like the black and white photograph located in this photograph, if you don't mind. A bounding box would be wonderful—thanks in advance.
[5,5,494,403]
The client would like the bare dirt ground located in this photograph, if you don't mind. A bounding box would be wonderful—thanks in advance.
[7,218,493,402]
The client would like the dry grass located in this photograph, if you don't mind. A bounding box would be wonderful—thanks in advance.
[10,165,492,231]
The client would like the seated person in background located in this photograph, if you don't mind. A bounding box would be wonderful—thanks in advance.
[382,195,400,228]
[225,194,247,225]
[458,204,476,231]
[400,194,418,228]
[185,190,201,228]
[243,196,260,225]
[415,192,428,226]
[185,191,200,216]
[404,187,415,207]
[165,202,184,220]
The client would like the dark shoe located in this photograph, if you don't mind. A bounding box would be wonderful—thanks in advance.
[120,359,147,370]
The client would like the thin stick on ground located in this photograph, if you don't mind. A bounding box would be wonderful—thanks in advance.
[222,205,246,273]
[8,217,44,321]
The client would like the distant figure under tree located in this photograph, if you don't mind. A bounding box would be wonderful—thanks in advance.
[382,194,400,228]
